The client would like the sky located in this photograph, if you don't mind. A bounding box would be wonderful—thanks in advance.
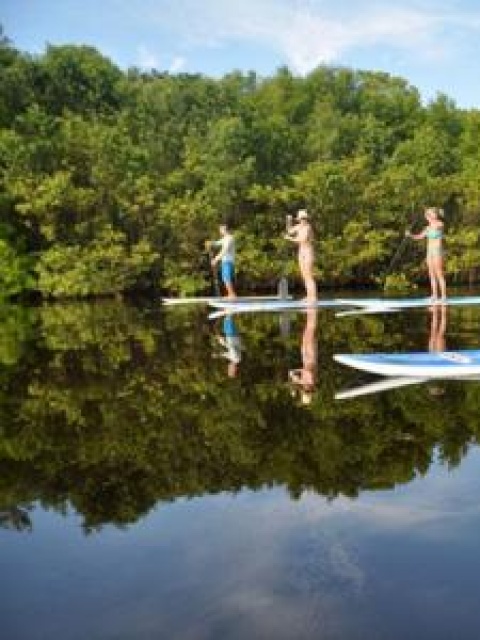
[3,0,480,108]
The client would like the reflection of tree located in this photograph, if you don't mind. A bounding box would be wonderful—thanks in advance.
[0,304,36,367]
[0,302,480,532]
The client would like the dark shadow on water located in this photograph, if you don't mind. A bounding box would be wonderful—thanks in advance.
[0,297,480,530]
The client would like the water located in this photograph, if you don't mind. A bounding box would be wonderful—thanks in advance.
[2,297,480,639]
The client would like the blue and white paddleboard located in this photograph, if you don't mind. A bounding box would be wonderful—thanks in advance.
[334,350,480,378]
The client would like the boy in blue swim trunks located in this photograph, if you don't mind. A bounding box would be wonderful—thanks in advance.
[208,222,237,298]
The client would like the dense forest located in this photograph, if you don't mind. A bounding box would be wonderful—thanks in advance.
[1,27,480,299]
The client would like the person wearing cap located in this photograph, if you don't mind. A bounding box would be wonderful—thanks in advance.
[285,209,317,301]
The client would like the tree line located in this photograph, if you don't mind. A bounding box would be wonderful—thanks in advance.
[1,27,480,299]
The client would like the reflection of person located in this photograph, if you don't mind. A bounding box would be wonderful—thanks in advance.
[0,506,32,532]
[215,313,242,378]
[428,302,447,353]
[208,221,237,298]
[406,207,446,302]
[428,303,447,397]
[285,209,317,301]
[288,308,318,404]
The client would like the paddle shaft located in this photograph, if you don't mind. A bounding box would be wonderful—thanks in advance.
[384,235,409,275]
[207,247,221,296]
[383,204,419,280]
[278,215,292,299]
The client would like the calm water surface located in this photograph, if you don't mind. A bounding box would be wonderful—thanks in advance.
[2,295,480,639]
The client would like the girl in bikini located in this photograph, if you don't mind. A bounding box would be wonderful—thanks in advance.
[285,209,317,301]
[406,206,446,301]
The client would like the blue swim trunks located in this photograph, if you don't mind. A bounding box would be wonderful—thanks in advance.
[221,261,235,285]
[223,314,238,338]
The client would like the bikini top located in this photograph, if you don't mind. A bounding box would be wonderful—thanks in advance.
[426,228,443,240]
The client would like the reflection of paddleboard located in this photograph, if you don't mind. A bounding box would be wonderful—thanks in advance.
[336,295,480,312]
[335,376,430,400]
[336,306,400,317]
[336,373,480,400]
[208,294,480,318]
[334,350,480,378]
[208,298,345,319]
[163,295,290,306]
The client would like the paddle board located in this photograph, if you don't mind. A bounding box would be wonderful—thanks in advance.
[162,295,290,306]
[334,350,480,378]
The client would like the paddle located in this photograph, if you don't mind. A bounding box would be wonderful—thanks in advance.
[205,241,221,297]
[382,202,419,287]
[278,214,291,300]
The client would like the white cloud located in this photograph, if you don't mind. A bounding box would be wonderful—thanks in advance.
[137,44,160,70]
[169,55,186,73]
[148,0,480,74]
[135,46,186,73]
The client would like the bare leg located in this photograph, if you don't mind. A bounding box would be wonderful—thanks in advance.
[426,258,438,299]
[225,281,237,298]
[434,257,447,299]
[305,275,317,301]
[300,253,317,301]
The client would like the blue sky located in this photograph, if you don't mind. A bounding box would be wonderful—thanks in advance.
[3,0,480,108]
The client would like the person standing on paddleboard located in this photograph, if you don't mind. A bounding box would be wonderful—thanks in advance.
[208,221,237,299]
[284,209,317,301]
[406,207,446,302]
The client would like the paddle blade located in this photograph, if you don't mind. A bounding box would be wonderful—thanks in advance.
[278,276,289,300]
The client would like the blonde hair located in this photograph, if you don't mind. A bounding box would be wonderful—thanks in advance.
[426,206,444,219]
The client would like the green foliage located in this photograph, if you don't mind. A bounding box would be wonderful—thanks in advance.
[0,31,479,298]
[318,219,395,285]
[446,227,480,285]
[0,239,34,298]
[38,44,123,115]
[383,273,416,292]
[36,227,156,297]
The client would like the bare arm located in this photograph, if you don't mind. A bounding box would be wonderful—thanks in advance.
[285,223,300,243]
[285,222,310,244]
[406,227,427,241]
[210,238,228,264]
